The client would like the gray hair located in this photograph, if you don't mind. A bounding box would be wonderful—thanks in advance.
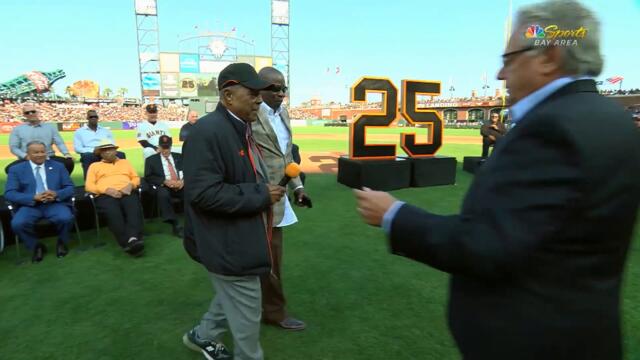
[516,0,603,77]
[26,140,46,150]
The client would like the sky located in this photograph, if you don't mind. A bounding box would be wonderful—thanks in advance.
[1,0,638,106]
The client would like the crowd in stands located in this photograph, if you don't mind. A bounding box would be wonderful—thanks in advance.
[599,89,640,96]
[0,100,188,122]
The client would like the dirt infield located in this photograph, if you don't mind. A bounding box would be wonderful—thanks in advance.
[0,135,479,174]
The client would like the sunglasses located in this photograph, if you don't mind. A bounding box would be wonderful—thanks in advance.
[88,116,99,119]
[270,85,288,93]
[23,110,37,115]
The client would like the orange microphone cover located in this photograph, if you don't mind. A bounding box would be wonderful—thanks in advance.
[285,162,301,178]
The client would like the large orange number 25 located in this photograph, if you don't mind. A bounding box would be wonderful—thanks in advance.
[349,77,443,159]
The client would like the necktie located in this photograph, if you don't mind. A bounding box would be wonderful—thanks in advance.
[163,154,179,180]
[35,166,45,193]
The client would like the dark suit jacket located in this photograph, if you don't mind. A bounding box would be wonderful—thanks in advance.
[144,152,183,188]
[389,80,640,359]
[182,103,272,276]
[480,120,506,141]
[4,160,75,207]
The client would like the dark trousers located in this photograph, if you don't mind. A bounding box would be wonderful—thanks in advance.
[5,156,74,175]
[80,152,126,179]
[156,186,183,223]
[481,137,496,158]
[11,203,74,250]
[95,194,144,248]
[260,227,287,322]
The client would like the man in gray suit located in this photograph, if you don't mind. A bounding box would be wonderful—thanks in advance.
[252,67,312,331]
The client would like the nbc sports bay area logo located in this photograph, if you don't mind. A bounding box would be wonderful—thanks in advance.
[524,24,587,47]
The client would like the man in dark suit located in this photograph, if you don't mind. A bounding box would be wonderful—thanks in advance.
[4,141,75,262]
[480,112,506,158]
[354,1,640,359]
[182,63,285,360]
[144,135,184,237]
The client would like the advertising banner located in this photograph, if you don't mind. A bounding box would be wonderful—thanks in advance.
[179,54,199,73]
[195,73,219,97]
[122,121,140,130]
[135,0,157,15]
[199,60,231,74]
[161,73,180,97]
[0,122,22,134]
[254,57,273,72]
[160,53,180,73]
[61,122,83,132]
[179,73,198,97]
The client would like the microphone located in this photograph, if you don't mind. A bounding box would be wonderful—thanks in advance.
[278,162,301,186]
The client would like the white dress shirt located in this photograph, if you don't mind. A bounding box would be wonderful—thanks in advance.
[260,102,298,227]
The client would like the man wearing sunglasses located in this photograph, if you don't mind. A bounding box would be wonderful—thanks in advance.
[354,1,640,358]
[8,102,74,174]
[251,67,311,331]
[73,110,125,179]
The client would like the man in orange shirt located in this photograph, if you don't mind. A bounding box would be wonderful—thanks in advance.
[85,143,145,256]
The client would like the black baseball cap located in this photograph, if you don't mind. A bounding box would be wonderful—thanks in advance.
[146,104,158,113]
[218,63,274,91]
[158,135,172,149]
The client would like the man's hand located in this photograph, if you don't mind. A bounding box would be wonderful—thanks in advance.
[43,190,57,201]
[490,124,499,130]
[353,187,397,227]
[33,193,47,202]
[175,180,184,190]
[489,135,496,141]
[120,183,133,195]
[267,184,286,204]
[293,188,312,208]
[163,180,175,188]
[105,188,122,198]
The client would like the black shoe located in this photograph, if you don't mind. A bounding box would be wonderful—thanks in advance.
[172,225,184,238]
[182,328,231,360]
[264,317,307,331]
[56,241,69,258]
[124,237,144,256]
[32,243,47,263]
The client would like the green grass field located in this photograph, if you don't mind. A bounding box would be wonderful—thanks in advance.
[0,127,638,359]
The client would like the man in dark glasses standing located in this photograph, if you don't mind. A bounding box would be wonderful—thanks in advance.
[252,67,311,332]
[8,102,74,174]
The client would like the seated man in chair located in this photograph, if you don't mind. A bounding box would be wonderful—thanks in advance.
[144,135,184,237]
[4,141,75,262]
[85,142,145,256]
[73,109,126,179]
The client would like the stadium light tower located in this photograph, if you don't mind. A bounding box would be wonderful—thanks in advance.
[271,0,290,90]
[134,0,161,102]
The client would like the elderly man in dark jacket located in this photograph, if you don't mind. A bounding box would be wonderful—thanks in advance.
[181,63,284,360]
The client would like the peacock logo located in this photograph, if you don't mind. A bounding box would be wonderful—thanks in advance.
[525,25,545,39]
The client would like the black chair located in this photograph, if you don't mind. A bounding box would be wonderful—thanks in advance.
[86,187,145,242]
[147,184,183,220]
[5,198,83,262]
